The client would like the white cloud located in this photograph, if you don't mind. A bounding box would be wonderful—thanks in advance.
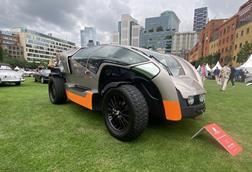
[0,0,247,45]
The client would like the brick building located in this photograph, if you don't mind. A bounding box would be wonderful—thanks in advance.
[217,15,238,63]
[0,31,23,59]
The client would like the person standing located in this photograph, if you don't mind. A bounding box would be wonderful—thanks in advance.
[201,64,207,82]
[229,65,236,86]
[220,64,231,91]
[213,67,221,85]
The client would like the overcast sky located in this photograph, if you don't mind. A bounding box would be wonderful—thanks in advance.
[0,0,247,45]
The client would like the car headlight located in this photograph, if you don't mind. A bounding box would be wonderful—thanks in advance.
[199,94,205,103]
[187,96,194,105]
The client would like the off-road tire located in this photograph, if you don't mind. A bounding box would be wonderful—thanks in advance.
[48,77,67,104]
[102,84,149,141]
[15,82,21,86]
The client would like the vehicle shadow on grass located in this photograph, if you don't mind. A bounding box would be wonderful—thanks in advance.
[64,101,206,142]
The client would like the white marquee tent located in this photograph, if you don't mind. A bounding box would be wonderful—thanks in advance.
[239,55,252,73]
[206,64,211,71]
[211,61,222,72]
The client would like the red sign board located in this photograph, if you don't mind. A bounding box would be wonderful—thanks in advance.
[192,123,242,156]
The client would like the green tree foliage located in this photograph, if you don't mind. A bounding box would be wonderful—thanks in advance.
[237,42,252,63]
[1,50,46,69]
[193,53,220,67]
[0,47,7,62]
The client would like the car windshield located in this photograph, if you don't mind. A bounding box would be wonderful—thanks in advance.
[135,49,185,76]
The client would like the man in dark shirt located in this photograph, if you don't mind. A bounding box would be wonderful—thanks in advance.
[229,65,236,86]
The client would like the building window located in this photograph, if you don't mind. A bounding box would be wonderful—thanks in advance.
[247,27,250,34]
[241,30,244,36]
[235,44,237,49]
[240,43,243,48]
[222,39,225,44]
[231,34,233,40]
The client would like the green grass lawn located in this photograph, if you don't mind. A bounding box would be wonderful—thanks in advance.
[0,78,252,171]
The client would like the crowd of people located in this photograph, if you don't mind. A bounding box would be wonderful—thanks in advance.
[197,63,248,91]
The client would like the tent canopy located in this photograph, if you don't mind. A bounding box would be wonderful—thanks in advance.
[206,64,211,71]
[211,61,222,72]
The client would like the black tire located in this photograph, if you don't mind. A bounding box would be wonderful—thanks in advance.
[102,85,149,141]
[15,82,21,86]
[48,77,67,104]
[34,77,37,82]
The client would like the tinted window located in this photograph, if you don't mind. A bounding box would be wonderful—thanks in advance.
[87,46,148,73]
[140,49,185,76]
[72,47,100,66]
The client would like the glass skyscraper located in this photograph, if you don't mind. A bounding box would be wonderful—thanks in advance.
[140,10,180,53]
[80,27,96,47]
[193,7,208,32]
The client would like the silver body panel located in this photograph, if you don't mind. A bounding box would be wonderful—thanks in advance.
[58,45,205,100]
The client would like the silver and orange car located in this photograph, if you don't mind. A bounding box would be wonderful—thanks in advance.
[48,45,206,141]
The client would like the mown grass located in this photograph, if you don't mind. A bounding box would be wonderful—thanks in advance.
[0,78,252,171]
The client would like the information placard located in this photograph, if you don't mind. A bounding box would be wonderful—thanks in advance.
[192,123,242,156]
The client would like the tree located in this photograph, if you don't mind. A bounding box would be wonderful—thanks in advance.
[237,42,252,63]
[0,47,6,62]
[194,53,220,67]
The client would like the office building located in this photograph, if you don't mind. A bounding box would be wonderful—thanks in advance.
[0,30,23,59]
[140,10,180,53]
[80,27,97,47]
[193,7,208,32]
[11,27,76,62]
[112,14,141,47]
[171,32,199,58]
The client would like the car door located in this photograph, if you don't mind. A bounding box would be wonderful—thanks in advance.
[69,47,100,90]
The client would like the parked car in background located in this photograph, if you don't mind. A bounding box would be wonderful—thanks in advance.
[23,70,36,77]
[0,64,25,86]
[33,69,51,83]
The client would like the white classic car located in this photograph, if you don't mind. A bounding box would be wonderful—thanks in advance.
[0,64,25,85]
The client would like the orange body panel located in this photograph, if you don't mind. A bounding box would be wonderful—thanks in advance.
[66,90,93,110]
[163,101,182,121]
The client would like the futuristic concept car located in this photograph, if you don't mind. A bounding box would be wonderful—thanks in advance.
[48,45,206,141]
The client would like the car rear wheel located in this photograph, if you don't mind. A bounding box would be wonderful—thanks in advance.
[102,85,149,141]
[48,77,67,104]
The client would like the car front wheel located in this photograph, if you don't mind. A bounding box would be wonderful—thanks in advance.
[48,77,67,104]
[102,85,149,141]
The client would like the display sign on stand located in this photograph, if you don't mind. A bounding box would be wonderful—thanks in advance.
[192,123,242,156]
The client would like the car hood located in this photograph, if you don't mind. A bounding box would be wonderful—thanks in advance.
[172,75,206,98]
[0,70,22,77]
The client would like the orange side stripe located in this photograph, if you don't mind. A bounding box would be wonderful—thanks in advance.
[66,90,93,110]
[163,101,182,121]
